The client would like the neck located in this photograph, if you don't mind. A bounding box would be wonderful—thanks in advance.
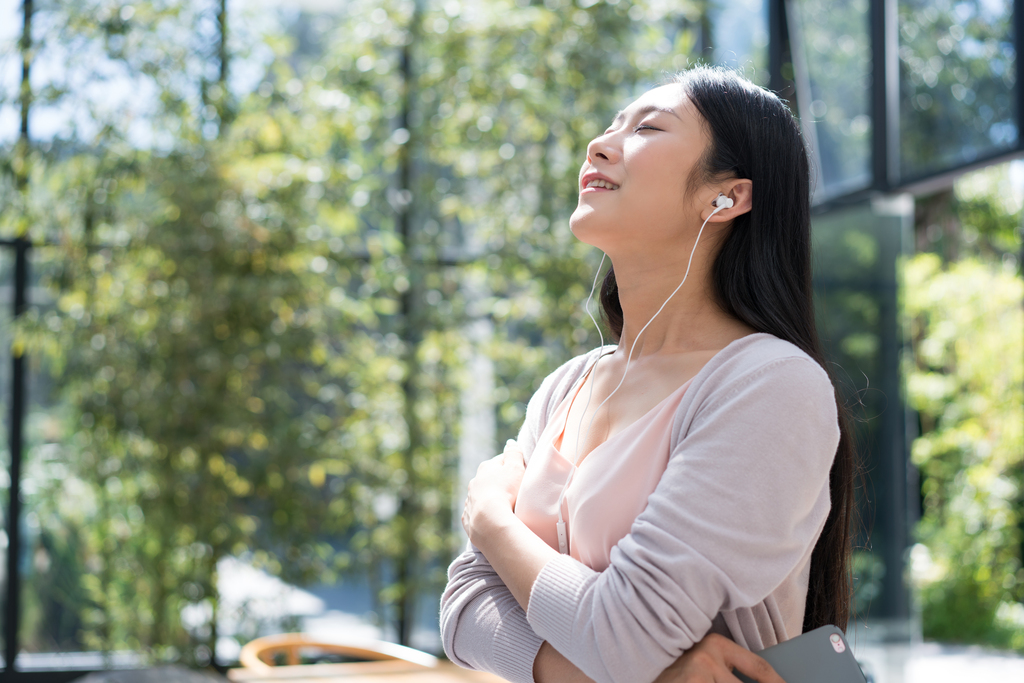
[611,255,725,356]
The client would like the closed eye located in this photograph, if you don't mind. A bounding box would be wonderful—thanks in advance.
[601,123,662,136]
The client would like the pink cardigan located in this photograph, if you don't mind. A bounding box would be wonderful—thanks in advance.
[440,334,840,683]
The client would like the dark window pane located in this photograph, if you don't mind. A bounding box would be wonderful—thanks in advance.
[17,245,86,667]
[788,0,874,200]
[812,199,914,621]
[899,0,1017,180]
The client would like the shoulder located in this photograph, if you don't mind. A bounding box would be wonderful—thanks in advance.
[669,332,841,469]
[695,332,833,399]
[677,333,838,439]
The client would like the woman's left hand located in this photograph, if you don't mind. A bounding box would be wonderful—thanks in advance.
[653,633,785,683]
[462,439,526,546]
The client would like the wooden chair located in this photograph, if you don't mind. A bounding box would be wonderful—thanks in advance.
[229,633,439,680]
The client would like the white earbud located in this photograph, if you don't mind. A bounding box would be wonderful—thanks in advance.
[714,193,733,209]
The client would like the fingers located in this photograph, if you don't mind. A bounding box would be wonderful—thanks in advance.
[504,438,525,460]
[676,634,783,683]
[476,453,505,475]
[504,439,526,467]
[726,647,784,683]
[478,441,524,471]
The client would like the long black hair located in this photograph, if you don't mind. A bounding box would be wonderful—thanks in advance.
[599,66,856,632]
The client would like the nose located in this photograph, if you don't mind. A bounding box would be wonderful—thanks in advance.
[586,130,620,165]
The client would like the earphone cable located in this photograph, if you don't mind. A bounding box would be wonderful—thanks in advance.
[553,252,608,551]
[553,202,728,554]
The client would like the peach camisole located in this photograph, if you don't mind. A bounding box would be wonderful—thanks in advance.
[441,334,841,683]
[514,364,693,571]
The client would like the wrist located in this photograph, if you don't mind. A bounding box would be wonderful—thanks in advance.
[534,641,593,683]
[472,505,519,553]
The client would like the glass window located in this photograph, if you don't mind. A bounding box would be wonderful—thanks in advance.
[812,199,913,620]
[787,0,874,200]
[898,0,1016,181]
[710,0,771,86]
[17,245,90,669]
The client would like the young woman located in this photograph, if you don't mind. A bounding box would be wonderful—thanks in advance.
[440,66,854,683]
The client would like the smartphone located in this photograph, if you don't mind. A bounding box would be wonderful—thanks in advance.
[735,625,868,683]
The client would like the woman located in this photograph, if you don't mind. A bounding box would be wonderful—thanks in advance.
[440,66,854,683]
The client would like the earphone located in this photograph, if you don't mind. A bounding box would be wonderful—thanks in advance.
[553,193,732,555]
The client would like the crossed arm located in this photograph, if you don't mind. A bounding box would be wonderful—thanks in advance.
[459,442,785,683]
[442,354,838,683]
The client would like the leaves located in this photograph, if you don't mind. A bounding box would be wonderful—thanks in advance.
[5,0,756,662]
[905,182,1024,650]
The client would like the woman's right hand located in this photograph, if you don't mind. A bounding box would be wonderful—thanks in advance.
[652,633,785,683]
[461,439,526,547]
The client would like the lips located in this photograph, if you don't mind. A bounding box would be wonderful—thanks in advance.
[580,171,620,192]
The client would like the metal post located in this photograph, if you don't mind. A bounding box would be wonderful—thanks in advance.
[395,0,423,648]
[1018,0,1024,601]
[869,0,913,628]
[1017,0,1024,144]
[768,0,790,100]
[870,0,900,190]
[5,0,33,671]
[5,238,27,672]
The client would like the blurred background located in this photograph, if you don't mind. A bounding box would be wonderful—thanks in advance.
[0,0,1021,681]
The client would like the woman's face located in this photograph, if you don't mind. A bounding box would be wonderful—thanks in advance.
[570,84,711,254]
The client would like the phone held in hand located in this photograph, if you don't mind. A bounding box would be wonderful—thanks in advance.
[735,625,868,683]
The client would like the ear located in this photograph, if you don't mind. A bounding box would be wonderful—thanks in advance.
[703,178,753,222]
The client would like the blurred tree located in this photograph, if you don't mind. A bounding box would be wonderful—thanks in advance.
[309,0,698,644]
[906,165,1024,651]
[4,0,712,663]
[10,0,362,663]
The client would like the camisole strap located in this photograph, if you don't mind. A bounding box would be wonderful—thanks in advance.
[554,351,613,451]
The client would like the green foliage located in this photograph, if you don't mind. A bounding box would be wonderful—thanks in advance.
[4,0,722,663]
[904,243,1024,650]
[951,164,1024,258]
[898,0,1016,177]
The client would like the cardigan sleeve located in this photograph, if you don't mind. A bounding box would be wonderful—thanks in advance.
[440,542,545,683]
[439,409,546,683]
[524,356,840,683]
[439,352,595,681]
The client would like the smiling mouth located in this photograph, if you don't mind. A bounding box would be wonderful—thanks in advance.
[583,178,619,190]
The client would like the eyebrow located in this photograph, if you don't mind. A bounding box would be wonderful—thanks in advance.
[611,104,682,125]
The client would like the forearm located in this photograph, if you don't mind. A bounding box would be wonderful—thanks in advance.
[440,545,546,683]
[534,641,596,683]
[471,508,559,612]
[472,512,596,683]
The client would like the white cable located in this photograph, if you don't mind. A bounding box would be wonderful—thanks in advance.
[575,252,608,460]
[554,203,727,554]
[554,252,607,553]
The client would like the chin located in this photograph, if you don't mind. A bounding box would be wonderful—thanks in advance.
[569,205,596,234]
[569,206,613,249]
[568,214,590,245]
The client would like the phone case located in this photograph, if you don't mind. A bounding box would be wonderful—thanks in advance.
[735,625,868,683]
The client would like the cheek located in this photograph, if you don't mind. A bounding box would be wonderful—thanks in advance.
[625,143,681,180]
[626,151,692,209]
